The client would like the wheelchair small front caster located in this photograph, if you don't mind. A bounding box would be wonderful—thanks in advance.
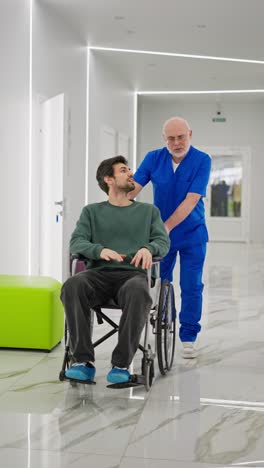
[142,358,154,391]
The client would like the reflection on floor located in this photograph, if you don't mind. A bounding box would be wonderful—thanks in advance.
[1,243,264,468]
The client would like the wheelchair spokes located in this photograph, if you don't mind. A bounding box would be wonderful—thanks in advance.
[156,280,176,375]
[164,286,176,370]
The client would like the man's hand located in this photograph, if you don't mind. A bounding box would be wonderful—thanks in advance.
[100,248,126,262]
[130,248,152,269]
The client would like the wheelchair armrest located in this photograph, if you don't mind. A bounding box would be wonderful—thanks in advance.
[70,253,162,278]
[70,253,89,261]
[148,256,162,288]
[152,256,162,263]
[71,253,162,263]
[70,253,90,276]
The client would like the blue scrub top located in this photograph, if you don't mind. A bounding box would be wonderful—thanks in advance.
[133,146,211,248]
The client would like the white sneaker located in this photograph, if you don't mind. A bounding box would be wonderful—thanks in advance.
[181,341,198,359]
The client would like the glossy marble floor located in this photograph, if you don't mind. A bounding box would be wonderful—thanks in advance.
[1,243,264,468]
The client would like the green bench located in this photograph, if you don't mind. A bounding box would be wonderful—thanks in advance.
[0,275,64,351]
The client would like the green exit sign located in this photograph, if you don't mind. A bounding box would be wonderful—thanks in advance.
[212,117,226,122]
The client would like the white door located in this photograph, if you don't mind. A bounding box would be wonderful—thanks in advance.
[100,125,116,159]
[202,146,250,242]
[117,132,130,160]
[95,125,116,202]
[39,94,64,281]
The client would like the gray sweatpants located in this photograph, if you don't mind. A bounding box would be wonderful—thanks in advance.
[60,269,152,368]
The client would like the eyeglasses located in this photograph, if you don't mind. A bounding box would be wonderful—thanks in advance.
[166,134,188,143]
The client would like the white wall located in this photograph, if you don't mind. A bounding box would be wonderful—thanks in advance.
[32,1,87,279]
[0,1,87,278]
[137,96,264,243]
[0,0,30,274]
[88,52,134,203]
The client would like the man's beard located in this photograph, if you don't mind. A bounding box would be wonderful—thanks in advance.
[116,180,135,193]
[167,143,190,158]
[124,181,135,192]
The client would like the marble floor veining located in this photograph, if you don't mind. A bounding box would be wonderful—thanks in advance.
[1,243,264,468]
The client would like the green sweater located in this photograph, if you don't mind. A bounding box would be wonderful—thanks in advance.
[70,201,170,272]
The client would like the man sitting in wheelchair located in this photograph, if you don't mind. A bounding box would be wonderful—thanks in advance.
[60,155,170,385]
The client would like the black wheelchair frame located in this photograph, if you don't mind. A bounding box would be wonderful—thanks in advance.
[59,254,176,391]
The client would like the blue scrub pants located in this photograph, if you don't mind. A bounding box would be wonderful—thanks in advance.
[160,243,207,342]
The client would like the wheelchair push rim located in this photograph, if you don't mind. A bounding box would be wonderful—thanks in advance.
[156,280,176,375]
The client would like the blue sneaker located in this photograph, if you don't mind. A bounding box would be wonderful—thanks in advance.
[65,363,96,382]
[107,367,131,384]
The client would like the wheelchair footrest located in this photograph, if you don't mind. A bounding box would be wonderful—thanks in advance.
[107,373,145,389]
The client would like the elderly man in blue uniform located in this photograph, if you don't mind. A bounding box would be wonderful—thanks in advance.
[129,117,211,358]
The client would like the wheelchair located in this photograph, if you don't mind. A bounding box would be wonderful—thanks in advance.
[59,254,176,391]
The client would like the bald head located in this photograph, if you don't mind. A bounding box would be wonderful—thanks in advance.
[162,116,191,135]
[162,116,192,160]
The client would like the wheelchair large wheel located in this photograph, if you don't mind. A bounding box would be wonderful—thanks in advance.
[157,280,176,375]
[64,320,69,346]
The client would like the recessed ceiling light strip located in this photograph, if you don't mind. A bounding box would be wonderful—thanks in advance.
[28,0,33,275]
[132,92,138,173]
[137,89,264,95]
[85,47,91,205]
[90,46,264,65]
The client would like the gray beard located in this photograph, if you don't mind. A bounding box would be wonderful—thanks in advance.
[167,144,190,159]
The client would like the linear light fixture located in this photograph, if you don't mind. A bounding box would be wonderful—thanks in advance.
[28,0,33,275]
[137,89,264,95]
[85,46,91,205]
[90,46,264,65]
[132,92,138,172]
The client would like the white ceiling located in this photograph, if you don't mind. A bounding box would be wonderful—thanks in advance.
[95,50,264,92]
[39,0,264,92]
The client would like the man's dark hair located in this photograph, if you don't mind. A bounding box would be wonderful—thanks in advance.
[96,155,128,194]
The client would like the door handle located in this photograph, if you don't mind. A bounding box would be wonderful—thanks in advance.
[54,200,63,206]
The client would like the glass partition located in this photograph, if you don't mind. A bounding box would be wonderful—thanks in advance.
[210,155,242,218]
